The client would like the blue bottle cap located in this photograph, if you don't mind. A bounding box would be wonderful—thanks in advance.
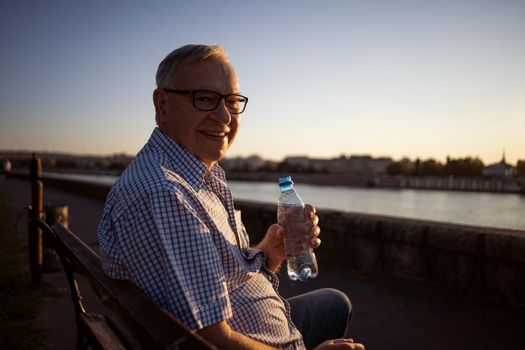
[278,176,294,190]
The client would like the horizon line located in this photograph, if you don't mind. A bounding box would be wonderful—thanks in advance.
[1,148,522,166]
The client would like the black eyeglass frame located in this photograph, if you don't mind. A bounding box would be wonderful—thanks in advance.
[163,89,249,114]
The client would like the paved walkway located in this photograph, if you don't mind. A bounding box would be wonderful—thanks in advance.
[1,176,524,350]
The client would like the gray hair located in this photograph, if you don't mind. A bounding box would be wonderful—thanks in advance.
[155,44,230,88]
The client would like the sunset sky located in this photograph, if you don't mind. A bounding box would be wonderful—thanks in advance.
[1,0,524,165]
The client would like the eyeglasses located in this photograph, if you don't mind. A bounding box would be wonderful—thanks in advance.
[163,89,248,114]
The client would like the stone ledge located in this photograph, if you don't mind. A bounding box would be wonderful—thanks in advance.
[236,200,525,306]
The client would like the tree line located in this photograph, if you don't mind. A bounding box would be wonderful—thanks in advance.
[387,157,525,177]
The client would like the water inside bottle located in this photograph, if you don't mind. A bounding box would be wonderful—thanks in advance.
[278,206,309,256]
[287,255,317,281]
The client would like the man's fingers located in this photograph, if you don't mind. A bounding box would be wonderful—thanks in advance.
[311,214,319,226]
[270,224,285,239]
[304,204,316,218]
[316,338,365,349]
[332,338,353,344]
[310,238,321,249]
[333,339,365,349]
[306,223,320,240]
[312,225,320,237]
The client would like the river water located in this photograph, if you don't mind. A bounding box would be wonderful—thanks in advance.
[44,173,525,231]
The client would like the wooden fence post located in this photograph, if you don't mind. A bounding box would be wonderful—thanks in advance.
[28,154,44,285]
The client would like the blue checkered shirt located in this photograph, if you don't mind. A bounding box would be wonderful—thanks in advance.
[98,128,305,349]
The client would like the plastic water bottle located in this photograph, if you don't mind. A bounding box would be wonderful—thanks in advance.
[277,176,318,281]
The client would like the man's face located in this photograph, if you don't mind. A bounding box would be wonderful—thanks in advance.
[155,59,240,169]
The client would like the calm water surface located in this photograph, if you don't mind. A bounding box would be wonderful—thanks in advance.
[44,173,525,231]
[229,181,525,231]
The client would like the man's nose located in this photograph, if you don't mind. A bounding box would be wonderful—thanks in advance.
[210,98,232,124]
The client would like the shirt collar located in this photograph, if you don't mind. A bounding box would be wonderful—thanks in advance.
[148,127,226,192]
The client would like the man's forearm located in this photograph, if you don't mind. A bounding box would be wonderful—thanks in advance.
[227,329,278,350]
[197,321,278,350]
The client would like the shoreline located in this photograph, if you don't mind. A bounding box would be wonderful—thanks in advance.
[6,169,525,195]
[227,171,525,195]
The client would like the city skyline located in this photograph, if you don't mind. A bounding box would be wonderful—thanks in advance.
[1,1,524,164]
[0,148,519,168]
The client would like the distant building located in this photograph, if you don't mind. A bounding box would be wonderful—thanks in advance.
[325,156,349,174]
[283,155,392,176]
[325,155,392,176]
[369,157,393,175]
[243,155,265,171]
[482,153,516,178]
[222,155,265,172]
[283,156,311,172]
[309,158,330,173]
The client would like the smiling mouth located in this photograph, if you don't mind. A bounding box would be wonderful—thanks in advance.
[201,130,229,138]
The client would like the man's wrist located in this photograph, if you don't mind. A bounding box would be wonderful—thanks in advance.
[265,255,282,273]
[253,242,280,272]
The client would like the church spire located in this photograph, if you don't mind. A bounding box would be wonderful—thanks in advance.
[501,150,506,164]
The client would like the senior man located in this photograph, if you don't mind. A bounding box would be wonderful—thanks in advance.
[98,44,364,350]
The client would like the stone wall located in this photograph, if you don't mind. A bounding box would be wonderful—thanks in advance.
[237,200,525,306]
[13,173,525,306]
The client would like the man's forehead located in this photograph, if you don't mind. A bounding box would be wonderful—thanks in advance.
[174,59,239,90]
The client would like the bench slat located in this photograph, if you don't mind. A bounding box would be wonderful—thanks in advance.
[79,313,126,350]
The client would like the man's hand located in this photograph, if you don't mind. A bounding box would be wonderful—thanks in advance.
[314,338,366,350]
[255,204,321,272]
[255,223,286,272]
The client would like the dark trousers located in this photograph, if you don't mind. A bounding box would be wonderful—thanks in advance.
[288,288,352,350]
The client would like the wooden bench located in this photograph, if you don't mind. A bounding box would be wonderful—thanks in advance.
[33,219,217,350]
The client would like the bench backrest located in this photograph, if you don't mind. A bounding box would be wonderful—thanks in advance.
[44,221,217,350]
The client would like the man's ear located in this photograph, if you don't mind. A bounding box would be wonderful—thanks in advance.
[153,89,167,125]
